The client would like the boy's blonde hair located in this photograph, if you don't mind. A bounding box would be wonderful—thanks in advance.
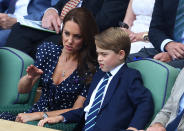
[95,27,131,59]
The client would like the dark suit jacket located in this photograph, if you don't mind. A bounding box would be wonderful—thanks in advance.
[62,64,154,131]
[149,0,179,51]
[0,0,10,12]
[53,0,129,32]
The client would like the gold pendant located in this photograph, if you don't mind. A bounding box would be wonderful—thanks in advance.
[61,71,65,77]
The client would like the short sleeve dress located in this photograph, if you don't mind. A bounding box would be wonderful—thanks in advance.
[0,42,89,121]
[129,0,155,54]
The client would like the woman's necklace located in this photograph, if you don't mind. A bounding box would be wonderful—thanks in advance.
[59,53,77,77]
[59,55,67,77]
[61,71,65,77]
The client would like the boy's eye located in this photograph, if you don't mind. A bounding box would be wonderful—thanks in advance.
[100,53,107,56]
[102,53,107,56]
[96,52,107,56]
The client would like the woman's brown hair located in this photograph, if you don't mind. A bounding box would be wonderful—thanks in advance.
[62,8,98,84]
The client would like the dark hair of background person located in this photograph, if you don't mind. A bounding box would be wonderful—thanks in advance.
[62,7,99,84]
[95,27,130,60]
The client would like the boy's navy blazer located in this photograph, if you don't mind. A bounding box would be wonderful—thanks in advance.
[62,64,154,131]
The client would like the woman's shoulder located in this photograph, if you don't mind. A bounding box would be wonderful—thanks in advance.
[38,42,62,50]
[37,42,62,55]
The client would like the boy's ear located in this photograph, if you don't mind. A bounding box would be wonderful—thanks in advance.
[119,50,125,60]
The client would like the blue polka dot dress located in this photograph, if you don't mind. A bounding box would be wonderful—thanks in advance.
[0,42,89,121]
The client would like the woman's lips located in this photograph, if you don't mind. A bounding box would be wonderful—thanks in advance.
[65,45,73,51]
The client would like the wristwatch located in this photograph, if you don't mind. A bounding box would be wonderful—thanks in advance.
[142,33,149,41]
[119,21,129,29]
[42,112,48,119]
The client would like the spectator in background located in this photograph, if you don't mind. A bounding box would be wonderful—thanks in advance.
[127,0,184,69]
[0,8,98,123]
[120,0,155,54]
[149,0,184,69]
[146,68,184,131]
[5,0,129,59]
[0,0,58,47]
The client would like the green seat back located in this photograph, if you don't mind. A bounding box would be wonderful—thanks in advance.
[0,47,35,105]
[127,58,180,119]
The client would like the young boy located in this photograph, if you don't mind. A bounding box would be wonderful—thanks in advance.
[38,27,154,131]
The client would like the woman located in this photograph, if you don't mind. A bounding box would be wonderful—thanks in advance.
[121,0,155,54]
[0,7,98,122]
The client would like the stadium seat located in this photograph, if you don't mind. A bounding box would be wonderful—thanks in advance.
[127,58,180,120]
[0,47,39,114]
[0,47,76,130]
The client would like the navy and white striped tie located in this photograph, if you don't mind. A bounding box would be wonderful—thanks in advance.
[84,72,111,131]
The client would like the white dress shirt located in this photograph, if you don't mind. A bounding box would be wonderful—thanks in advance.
[14,0,30,17]
[13,0,30,22]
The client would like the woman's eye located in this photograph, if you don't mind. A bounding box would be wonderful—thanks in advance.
[74,35,82,39]
[64,31,70,36]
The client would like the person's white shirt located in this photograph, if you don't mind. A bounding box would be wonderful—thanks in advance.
[14,0,30,17]
[8,0,30,22]
[161,39,173,52]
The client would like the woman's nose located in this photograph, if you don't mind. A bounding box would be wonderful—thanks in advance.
[68,36,73,43]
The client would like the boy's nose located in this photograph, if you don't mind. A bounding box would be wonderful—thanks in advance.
[98,55,102,61]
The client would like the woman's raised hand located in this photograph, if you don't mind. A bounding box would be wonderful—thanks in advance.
[26,65,43,79]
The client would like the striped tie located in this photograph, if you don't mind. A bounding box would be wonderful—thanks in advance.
[84,72,112,131]
[173,0,184,42]
[60,0,81,20]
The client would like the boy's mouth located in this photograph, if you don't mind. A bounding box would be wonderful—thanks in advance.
[99,64,104,68]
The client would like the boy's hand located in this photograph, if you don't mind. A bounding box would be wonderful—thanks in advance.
[38,115,64,127]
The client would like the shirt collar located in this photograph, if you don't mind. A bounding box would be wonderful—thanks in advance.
[109,63,124,77]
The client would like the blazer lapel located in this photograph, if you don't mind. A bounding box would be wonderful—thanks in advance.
[84,70,105,107]
[100,65,128,110]
[7,0,17,13]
